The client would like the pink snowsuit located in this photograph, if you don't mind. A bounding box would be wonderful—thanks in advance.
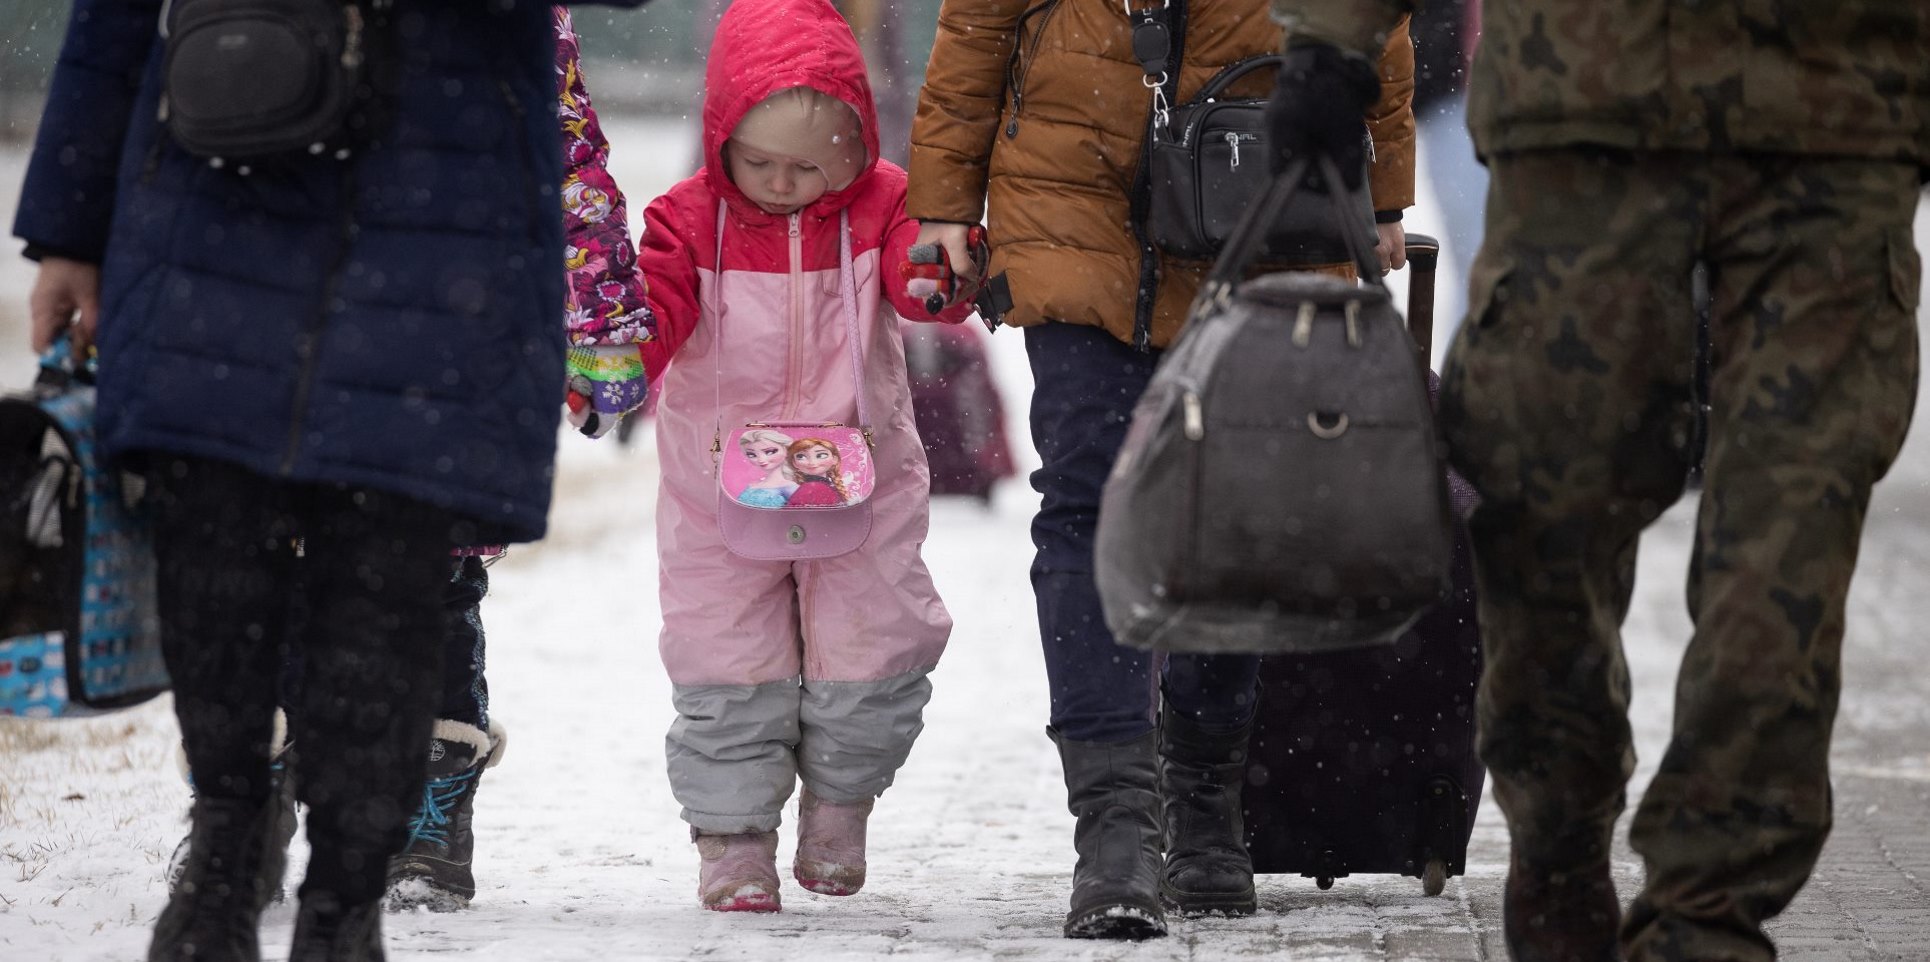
[634,0,966,835]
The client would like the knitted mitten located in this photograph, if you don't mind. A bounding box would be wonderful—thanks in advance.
[564,343,647,439]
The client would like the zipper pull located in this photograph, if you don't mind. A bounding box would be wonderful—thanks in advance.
[788,213,800,238]
[1183,392,1204,440]
[1226,131,1241,171]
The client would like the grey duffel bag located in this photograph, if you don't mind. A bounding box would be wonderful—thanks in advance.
[1095,158,1453,655]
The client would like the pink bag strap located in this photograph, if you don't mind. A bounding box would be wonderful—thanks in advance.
[709,204,866,441]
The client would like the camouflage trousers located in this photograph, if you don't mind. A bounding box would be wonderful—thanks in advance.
[1438,150,1921,962]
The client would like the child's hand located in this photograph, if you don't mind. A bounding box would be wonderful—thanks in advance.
[902,222,988,315]
[564,344,647,439]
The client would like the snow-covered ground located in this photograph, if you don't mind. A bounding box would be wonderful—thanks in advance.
[3,118,1928,961]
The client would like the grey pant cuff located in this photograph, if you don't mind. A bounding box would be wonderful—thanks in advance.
[683,808,785,836]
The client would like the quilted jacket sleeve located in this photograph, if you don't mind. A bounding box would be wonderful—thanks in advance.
[12,0,164,262]
[554,8,655,347]
[1366,16,1417,215]
[904,0,1031,225]
[634,185,705,381]
[880,174,977,325]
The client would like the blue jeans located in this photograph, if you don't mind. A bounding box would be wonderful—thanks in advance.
[1025,322,1259,744]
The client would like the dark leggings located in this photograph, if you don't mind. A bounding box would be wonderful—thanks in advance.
[280,553,491,730]
[149,455,459,906]
[436,555,490,729]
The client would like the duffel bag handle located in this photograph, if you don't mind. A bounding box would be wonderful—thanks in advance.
[1191,54,1284,104]
[1202,155,1382,303]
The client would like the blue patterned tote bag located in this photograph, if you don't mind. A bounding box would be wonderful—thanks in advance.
[0,341,166,716]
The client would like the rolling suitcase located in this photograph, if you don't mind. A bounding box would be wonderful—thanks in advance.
[1242,235,1487,896]
[901,319,1015,502]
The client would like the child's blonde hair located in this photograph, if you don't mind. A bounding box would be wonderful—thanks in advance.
[730,86,866,190]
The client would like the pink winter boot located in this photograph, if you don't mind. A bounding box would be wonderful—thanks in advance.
[695,831,781,912]
[793,788,874,896]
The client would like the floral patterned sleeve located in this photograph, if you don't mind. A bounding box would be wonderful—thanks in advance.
[554,7,654,346]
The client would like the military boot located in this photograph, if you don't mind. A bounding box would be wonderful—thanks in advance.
[1158,705,1256,915]
[1051,728,1167,940]
[1503,852,1621,962]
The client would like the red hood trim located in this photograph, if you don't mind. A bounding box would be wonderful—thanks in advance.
[702,0,880,222]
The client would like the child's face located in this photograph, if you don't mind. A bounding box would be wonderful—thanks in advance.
[742,440,785,472]
[792,445,836,474]
[727,141,831,215]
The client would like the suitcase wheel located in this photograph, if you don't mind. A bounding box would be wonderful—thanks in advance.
[1315,875,1334,891]
[1422,858,1447,897]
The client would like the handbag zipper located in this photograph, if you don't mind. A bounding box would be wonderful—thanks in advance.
[1222,130,1261,170]
[1182,391,1204,440]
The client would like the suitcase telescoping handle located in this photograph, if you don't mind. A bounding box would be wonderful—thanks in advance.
[1199,155,1384,307]
[1403,232,1440,357]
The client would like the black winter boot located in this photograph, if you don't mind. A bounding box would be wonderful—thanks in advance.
[1503,853,1620,962]
[385,719,500,911]
[167,745,300,910]
[1158,704,1257,915]
[289,892,385,962]
[1051,728,1167,940]
[148,796,284,962]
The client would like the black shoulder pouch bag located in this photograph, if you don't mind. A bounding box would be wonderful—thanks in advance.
[1132,9,1374,265]
[158,0,398,162]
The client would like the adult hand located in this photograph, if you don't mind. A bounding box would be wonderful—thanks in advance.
[1375,220,1406,275]
[913,222,981,286]
[29,256,102,355]
[1263,41,1380,189]
[905,221,989,315]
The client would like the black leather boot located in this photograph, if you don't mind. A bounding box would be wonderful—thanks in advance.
[1050,728,1167,940]
[166,746,300,910]
[1503,853,1621,962]
[1158,704,1257,915]
[148,796,281,962]
[289,891,385,962]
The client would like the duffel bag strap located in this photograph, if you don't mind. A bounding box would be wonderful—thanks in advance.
[1201,155,1382,307]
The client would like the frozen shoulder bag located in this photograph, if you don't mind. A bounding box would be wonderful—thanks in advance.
[713,209,877,561]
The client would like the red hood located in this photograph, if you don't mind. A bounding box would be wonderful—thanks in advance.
[702,0,879,220]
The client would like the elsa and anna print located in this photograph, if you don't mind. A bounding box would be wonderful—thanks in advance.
[726,428,874,509]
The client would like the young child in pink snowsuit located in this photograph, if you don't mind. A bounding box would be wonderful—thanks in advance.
[611,0,971,913]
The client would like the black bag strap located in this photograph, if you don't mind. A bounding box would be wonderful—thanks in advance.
[1126,0,1184,130]
[1201,156,1383,302]
[1190,54,1284,104]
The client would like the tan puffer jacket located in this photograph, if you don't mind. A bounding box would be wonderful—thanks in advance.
[908,0,1414,350]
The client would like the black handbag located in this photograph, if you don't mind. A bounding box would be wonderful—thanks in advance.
[1095,157,1454,655]
[1145,54,1374,264]
[159,0,395,161]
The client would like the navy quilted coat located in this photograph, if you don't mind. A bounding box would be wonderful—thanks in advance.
[13,0,649,543]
